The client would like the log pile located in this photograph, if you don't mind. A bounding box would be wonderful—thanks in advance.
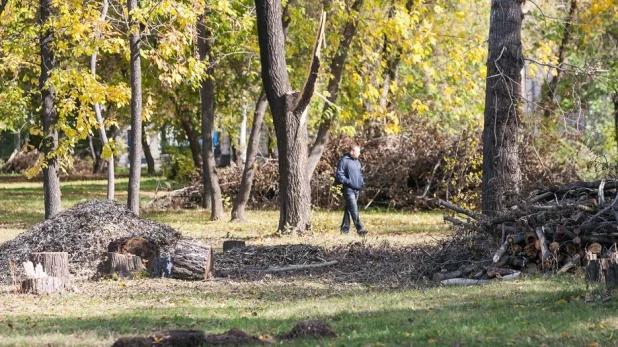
[441,180,618,282]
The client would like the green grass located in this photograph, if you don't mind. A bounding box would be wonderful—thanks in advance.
[1,178,617,346]
[1,276,616,346]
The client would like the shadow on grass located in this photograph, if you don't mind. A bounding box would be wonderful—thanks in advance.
[1,281,617,346]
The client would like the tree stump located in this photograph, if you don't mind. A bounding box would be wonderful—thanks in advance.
[102,252,146,278]
[223,240,246,252]
[605,253,618,290]
[171,240,213,280]
[21,277,63,295]
[585,253,604,283]
[29,252,71,288]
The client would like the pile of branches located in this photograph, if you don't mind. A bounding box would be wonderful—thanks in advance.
[0,200,182,284]
[215,237,492,289]
[441,180,618,283]
[215,244,329,277]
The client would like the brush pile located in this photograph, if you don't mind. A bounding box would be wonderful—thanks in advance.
[441,180,618,283]
[215,238,492,288]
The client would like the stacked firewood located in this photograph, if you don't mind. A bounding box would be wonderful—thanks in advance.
[440,180,618,284]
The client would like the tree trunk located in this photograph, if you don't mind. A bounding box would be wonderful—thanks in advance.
[180,114,203,170]
[127,0,143,214]
[198,11,224,221]
[88,134,99,173]
[142,125,156,176]
[171,93,203,170]
[481,0,523,217]
[90,0,114,199]
[255,0,325,233]
[231,92,268,221]
[39,0,61,219]
[29,252,71,288]
[306,0,364,181]
[542,0,577,118]
[231,3,292,222]
[239,104,248,167]
[613,93,618,153]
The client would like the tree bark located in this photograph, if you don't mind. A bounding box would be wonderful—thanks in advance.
[170,93,203,170]
[255,0,325,233]
[127,0,143,214]
[39,0,61,219]
[91,0,114,199]
[481,0,523,217]
[198,10,224,220]
[21,277,63,295]
[87,134,98,173]
[613,93,618,153]
[231,92,268,221]
[101,252,146,278]
[542,0,577,118]
[231,2,292,222]
[29,252,71,288]
[141,125,156,176]
[170,240,213,280]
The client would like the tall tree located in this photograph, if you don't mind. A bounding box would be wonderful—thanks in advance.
[198,10,224,220]
[255,0,325,233]
[39,0,61,219]
[90,0,115,200]
[127,0,143,214]
[481,0,524,216]
[231,2,293,222]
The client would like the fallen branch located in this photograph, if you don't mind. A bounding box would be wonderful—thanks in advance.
[438,199,481,221]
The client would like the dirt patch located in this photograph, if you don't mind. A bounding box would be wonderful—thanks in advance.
[0,199,182,284]
[281,319,337,339]
[112,330,207,347]
[205,328,264,345]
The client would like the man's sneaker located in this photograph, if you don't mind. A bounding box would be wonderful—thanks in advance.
[357,229,368,236]
[340,229,349,235]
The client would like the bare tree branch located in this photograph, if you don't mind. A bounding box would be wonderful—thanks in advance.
[294,11,326,113]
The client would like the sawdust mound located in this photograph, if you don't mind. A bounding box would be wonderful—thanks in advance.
[281,319,337,339]
[0,199,182,284]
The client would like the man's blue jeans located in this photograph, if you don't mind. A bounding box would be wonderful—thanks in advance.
[341,187,363,232]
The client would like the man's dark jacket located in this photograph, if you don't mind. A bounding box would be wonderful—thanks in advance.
[335,153,364,191]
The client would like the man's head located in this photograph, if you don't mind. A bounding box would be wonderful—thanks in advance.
[349,144,361,159]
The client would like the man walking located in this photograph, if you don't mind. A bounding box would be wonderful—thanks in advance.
[336,144,367,236]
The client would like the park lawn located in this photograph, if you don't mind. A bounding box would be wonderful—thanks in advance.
[0,276,617,346]
[0,177,617,346]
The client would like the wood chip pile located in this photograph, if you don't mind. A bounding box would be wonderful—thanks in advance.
[0,200,182,284]
[442,180,618,283]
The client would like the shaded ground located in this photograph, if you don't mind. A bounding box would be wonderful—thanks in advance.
[1,277,617,346]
